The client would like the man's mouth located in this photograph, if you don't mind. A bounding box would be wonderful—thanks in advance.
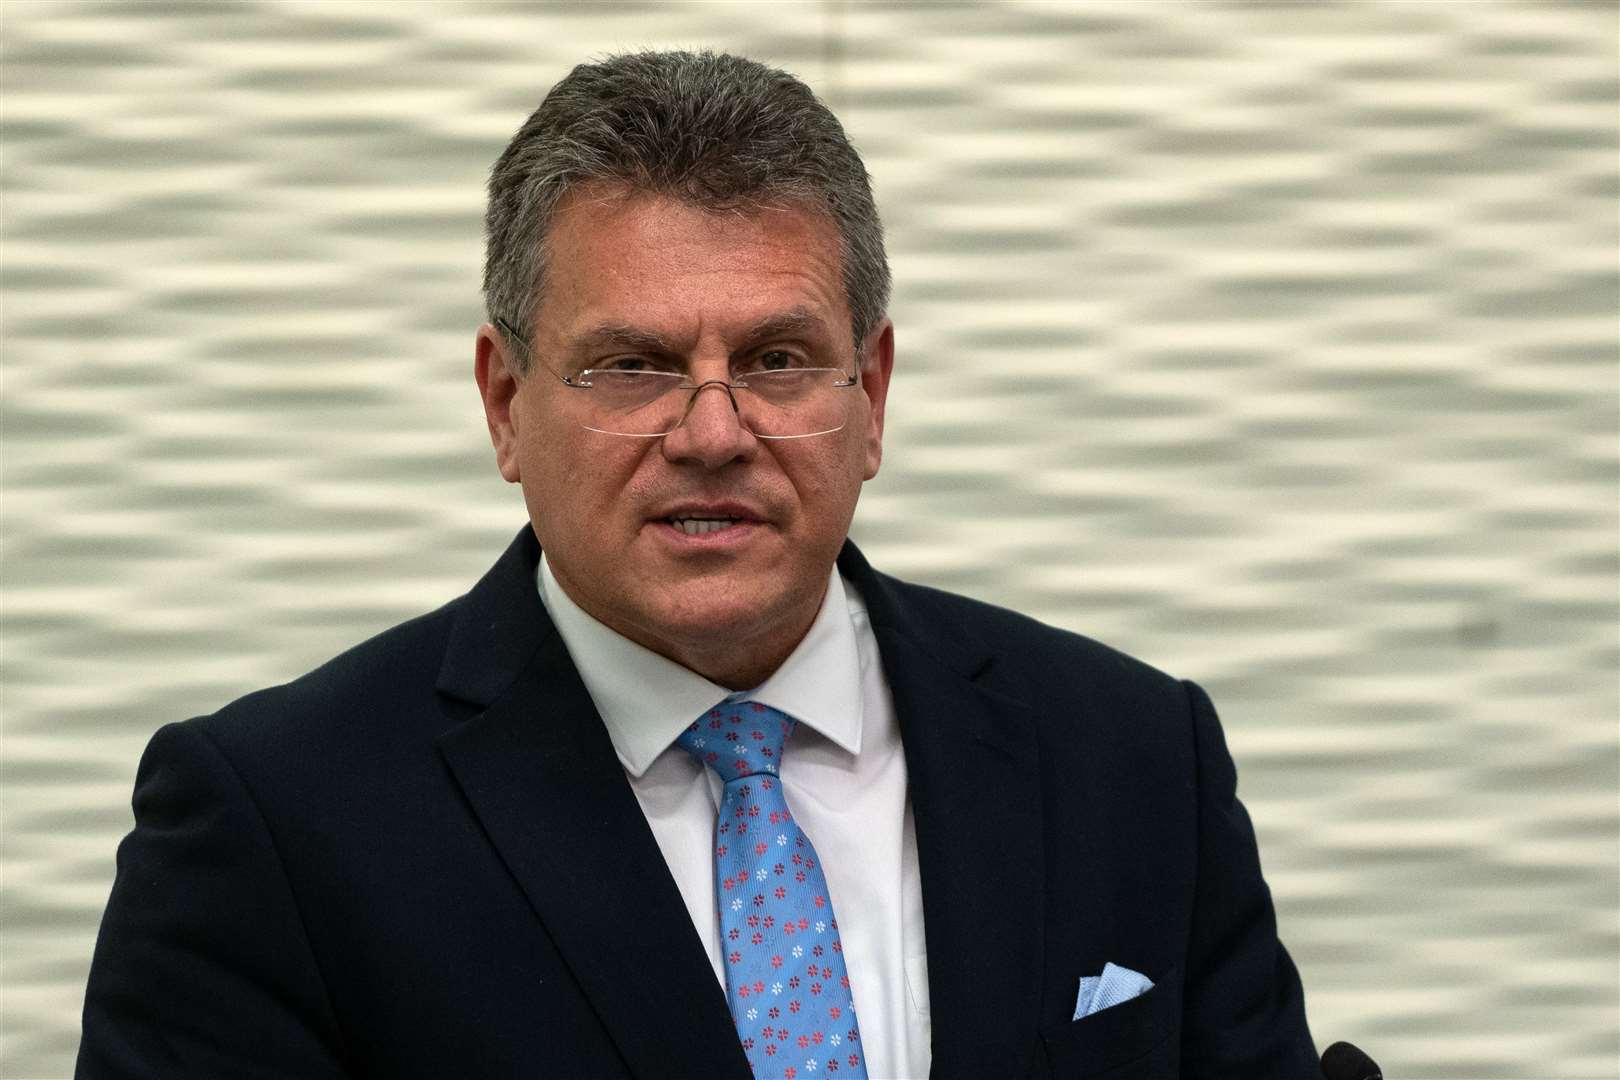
[668,515,743,536]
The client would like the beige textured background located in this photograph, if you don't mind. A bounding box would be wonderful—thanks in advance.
[2,1,1616,1077]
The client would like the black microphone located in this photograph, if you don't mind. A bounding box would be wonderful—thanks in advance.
[1321,1040,1382,1080]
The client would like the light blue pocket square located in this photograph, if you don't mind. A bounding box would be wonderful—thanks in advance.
[1073,962,1155,1020]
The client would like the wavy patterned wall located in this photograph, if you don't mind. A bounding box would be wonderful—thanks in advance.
[2,2,1616,1076]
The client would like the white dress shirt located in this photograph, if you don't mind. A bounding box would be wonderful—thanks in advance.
[538,556,932,1079]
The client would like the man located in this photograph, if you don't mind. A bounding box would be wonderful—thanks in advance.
[78,51,1317,1079]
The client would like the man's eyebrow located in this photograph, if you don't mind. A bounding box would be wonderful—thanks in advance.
[737,308,830,347]
[571,323,678,355]
[570,309,832,356]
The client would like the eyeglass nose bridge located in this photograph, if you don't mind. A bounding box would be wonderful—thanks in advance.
[672,377,746,431]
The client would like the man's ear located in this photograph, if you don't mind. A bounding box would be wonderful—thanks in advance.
[474,324,523,483]
[859,318,894,481]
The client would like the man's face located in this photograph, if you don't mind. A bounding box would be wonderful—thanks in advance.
[475,187,892,688]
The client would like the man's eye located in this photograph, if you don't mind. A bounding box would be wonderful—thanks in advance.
[749,349,803,373]
[599,355,672,373]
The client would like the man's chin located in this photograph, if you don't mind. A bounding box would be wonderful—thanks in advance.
[632,583,825,686]
[647,593,786,648]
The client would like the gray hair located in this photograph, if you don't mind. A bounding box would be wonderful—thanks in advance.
[483,49,889,374]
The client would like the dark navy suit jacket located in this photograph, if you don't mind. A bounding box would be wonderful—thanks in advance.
[78,528,1317,1078]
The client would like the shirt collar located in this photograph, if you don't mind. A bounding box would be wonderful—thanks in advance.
[537,555,864,778]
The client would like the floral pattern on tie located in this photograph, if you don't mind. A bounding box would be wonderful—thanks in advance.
[677,702,867,1079]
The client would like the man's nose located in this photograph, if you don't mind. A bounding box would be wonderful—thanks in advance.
[661,380,759,468]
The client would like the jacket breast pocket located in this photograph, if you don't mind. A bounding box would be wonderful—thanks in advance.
[1039,966,1179,1079]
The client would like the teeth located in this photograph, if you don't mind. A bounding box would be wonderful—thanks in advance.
[672,517,740,536]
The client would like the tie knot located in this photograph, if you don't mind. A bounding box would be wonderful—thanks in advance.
[675,700,795,784]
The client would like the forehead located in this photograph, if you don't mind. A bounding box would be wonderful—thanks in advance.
[535,186,849,348]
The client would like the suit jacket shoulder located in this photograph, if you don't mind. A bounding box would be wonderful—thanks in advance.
[842,547,1193,755]
[199,529,546,751]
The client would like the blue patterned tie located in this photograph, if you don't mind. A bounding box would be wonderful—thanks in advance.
[677,701,868,1080]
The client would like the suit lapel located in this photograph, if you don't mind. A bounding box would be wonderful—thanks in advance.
[842,546,1047,1080]
[434,529,748,1080]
